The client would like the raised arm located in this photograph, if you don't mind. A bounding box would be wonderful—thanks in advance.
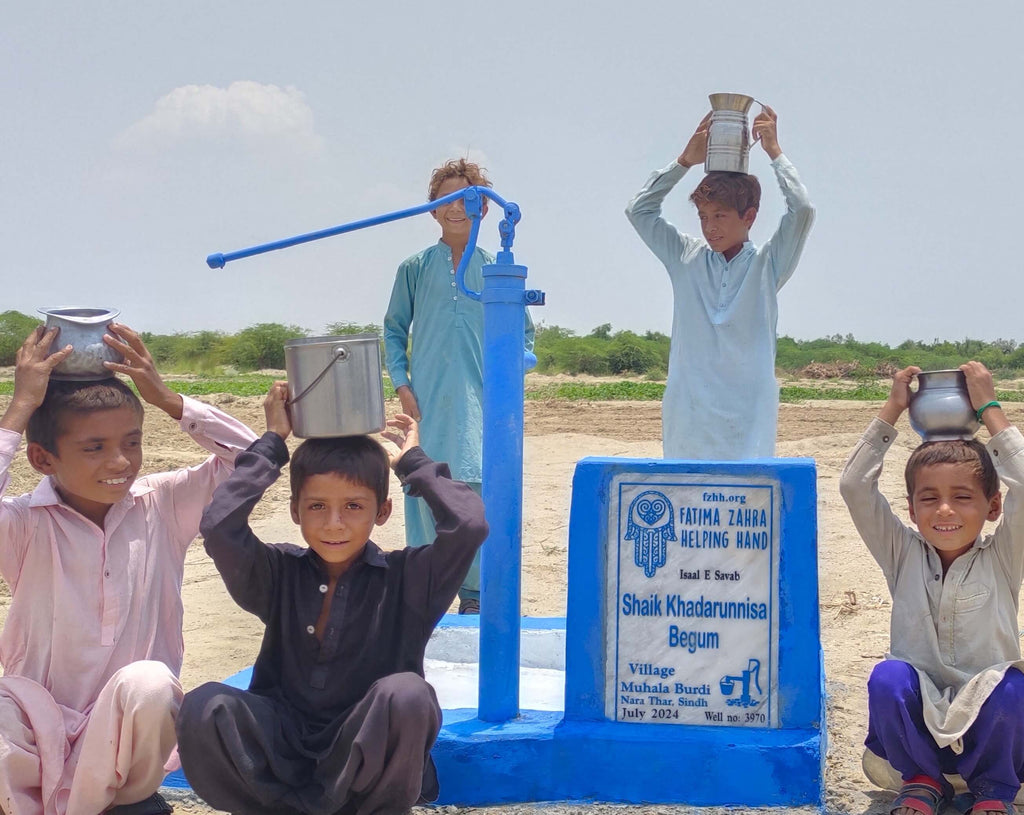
[1,328,73,575]
[199,407,288,624]
[962,361,1024,584]
[757,109,814,290]
[383,415,488,624]
[839,367,921,585]
[625,114,712,268]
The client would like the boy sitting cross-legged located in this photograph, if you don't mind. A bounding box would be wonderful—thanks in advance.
[175,382,489,815]
[0,324,258,815]
[840,362,1024,815]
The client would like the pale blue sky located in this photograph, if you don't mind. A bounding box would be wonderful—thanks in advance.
[3,1,1022,345]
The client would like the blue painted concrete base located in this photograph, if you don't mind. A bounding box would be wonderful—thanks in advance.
[434,704,824,806]
[165,617,825,806]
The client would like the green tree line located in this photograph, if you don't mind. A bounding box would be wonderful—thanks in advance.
[4,311,1024,378]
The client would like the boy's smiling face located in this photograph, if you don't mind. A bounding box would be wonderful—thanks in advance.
[290,473,392,578]
[696,201,756,259]
[431,176,488,244]
[908,462,1002,567]
[27,405,143,527]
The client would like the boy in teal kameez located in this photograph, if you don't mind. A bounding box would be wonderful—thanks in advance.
[383,158,534,613]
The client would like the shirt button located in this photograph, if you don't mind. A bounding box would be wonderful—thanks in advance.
[451,281,456,287]
[452,296,457,301]
[319,584,328,593]
[882,435,890,443]
[104,570,111,578]
[188,422,199,431]
[934,574,940,581]
[306,625,315,635]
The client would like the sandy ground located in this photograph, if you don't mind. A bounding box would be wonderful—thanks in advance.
[3,390,1023,815]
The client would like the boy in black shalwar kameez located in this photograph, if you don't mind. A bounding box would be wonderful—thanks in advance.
[175,382,488,815]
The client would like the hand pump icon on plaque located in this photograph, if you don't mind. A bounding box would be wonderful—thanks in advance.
[720,658,762,708]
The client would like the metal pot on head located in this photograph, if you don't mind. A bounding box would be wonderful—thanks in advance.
[284,334,386,439]
[38,307,123,381]
[908,369,980,442]
[706,93,758,174]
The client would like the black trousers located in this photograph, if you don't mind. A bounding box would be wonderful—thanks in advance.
[176,673,441,815]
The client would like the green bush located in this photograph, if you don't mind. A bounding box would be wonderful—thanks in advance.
[0,311,42,366]
[226,323,309,371]
[533,324,670,377]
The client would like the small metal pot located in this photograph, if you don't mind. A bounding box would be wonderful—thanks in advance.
[908,369,980,441]
[706,92,756,174]
[38,307,123,381]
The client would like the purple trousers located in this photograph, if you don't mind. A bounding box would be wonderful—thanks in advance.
[866,660,1024,801]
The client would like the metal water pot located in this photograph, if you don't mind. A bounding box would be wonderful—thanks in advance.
[39,307,123,380]
[706,93,757,174]
[908,369,980,441]
[284,334,386,439]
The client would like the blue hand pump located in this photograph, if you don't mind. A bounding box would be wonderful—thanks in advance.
[207,189,545,722]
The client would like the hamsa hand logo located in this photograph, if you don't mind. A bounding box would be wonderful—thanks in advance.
[625,490,676,578]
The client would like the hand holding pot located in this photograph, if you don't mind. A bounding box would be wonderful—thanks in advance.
[381,413,420,470]
[960,361,1009,435]
[103,323,184,420]
[878,365,922,426]
[0,327,73,433]
[265,381,292,441]
[752,104,782,160]
[677,112,713,169]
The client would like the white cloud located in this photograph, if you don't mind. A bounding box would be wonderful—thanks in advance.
[114,81,324,155]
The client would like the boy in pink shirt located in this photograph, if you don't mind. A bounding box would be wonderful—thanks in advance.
[0,324,257,815]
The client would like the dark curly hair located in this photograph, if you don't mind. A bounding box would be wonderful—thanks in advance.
[428,158,492,201]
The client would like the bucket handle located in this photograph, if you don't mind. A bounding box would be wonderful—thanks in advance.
[287,345,350,407]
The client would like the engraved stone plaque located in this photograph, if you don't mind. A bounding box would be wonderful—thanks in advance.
[604,473,780,727]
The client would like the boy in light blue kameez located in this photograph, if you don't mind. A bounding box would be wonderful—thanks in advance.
[626,106,814,460]
[384,159,534,613]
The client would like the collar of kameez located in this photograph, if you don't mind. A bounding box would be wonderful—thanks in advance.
[713,240,755,261]
[305,540,389,577]
[917,531,994,561]
[28,475,154,509]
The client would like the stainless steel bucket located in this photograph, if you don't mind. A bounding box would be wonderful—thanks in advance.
[706,93,756,174]
[38,306,123,380]
[284,334,386,439]
[908,369,980,441]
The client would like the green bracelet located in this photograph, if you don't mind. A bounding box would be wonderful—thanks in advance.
[976,400,1001,422]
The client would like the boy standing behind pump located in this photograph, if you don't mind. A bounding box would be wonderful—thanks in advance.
[626,106,815,460]
[384,158,534,613]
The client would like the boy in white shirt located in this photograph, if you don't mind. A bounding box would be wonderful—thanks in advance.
[626,105,814,460]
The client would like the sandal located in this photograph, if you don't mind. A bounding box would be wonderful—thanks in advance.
[891,776,945,815]
[969,800,1016,815]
